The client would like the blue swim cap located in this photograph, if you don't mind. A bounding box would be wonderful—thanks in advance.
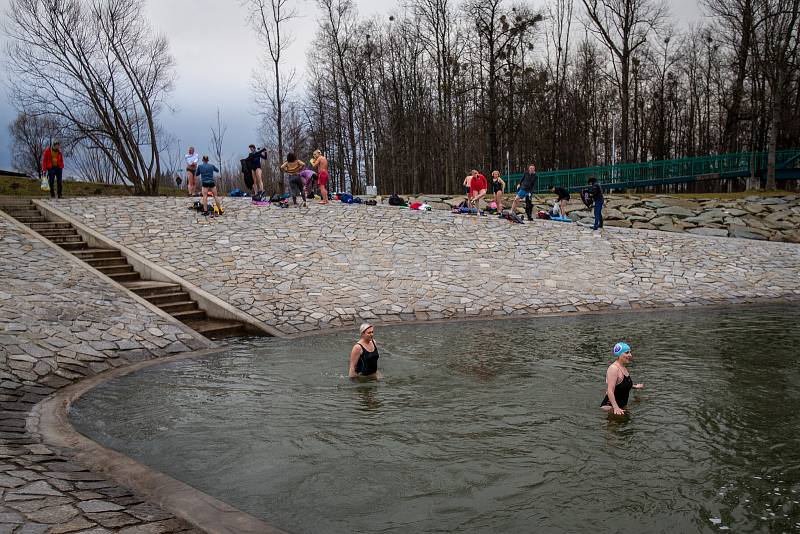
[613,342,631,357]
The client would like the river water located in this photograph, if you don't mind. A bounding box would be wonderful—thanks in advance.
[70,305,800,533]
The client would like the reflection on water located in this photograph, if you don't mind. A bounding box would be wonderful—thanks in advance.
[71,305,800,533]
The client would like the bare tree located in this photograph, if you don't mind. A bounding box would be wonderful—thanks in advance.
[581,0,667,162]
[209,108,228,169]
[751,0,800,189]
[4,0,175,195]
[246,0,297,166]
[8,112,62,178]
[71,140,121,184]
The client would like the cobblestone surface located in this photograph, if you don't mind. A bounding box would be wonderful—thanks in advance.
[46,197,800,336]
[0,216,205,532]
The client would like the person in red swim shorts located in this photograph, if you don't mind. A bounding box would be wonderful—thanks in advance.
[312,149,329,204]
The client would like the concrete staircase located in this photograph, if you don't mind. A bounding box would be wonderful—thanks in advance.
[0,199,246,339]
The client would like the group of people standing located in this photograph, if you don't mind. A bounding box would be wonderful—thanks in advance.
[182,145,332,214]
[462,164,605,231]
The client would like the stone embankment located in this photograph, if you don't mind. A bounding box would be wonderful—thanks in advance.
[46,196,800,336]
[412,193,800,243]
[0,215,206,532]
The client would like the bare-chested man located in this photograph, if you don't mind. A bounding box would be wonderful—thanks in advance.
[311,149,329,204]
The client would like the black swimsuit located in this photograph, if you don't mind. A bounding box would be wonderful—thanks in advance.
[601,373,633,408]
[355,342,379,376]
[491,180,503,193]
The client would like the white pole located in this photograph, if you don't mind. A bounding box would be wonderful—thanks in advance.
[371,129,377,193]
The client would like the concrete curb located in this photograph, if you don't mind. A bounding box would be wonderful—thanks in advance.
[34,199,284,338]
[0,207,215,350]
[27,347,289,534]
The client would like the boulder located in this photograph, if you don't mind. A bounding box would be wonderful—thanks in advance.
[724,208,748,217]
[650,215,675,226]
[628,216,652,222]
[685,212,724,224]
[656,206,696,218]
[604,208,625,220]
[741,215,769,230]
[444,197,467,208]
[687,227,729,237]
[620,207,653,217]
[743,203,766,214]
[604,219,632,228]
[759,197,787,205]
[571,210,593,219]
[780,229,800,243]
[728,226,769,240]
[632,222,657,230]
[577,218,595,227]
[658,198,702,210]
[724,216,746,226]
[645,199,669,209]
[763,219,796,231]
[765,211,790,223]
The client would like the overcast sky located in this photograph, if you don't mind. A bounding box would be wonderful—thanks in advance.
[0,0,701,173]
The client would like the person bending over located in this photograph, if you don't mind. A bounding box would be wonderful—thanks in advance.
[280,153,307,207]
[549,184,570,218]
[469,169,488,210]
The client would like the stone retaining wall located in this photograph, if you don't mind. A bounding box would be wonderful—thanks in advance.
[0,215,207,532]
[47,197,800,336]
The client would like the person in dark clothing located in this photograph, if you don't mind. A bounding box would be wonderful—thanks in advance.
[548,185,570,218]
[588,177,604,230]
[601,342,644,415]
[247,144,268,195]
[512,164,537,221]
[349,323,383,380]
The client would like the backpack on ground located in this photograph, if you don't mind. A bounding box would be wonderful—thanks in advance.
[537,210,551,220]
[388,194,407,206]
[339,193,354,204]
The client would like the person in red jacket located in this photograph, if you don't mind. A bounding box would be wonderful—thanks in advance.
[469,169,488,210]
[42,141,65,199]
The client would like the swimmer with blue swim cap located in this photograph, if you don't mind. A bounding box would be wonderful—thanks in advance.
[601,341,644,415]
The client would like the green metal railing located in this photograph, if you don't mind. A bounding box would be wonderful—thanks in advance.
[503,149,800,193]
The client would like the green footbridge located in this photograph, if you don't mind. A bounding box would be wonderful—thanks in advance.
[503,149,800,194]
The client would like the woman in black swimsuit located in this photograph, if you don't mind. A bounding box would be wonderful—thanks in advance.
[601,342,644,415]
[348,323,383,380]
[490,170,505,213]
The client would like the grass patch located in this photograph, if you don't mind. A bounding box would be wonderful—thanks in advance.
[0,173,184,197]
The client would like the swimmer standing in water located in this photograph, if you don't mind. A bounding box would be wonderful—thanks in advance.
[348,323,383,380]
[601,342,644,415]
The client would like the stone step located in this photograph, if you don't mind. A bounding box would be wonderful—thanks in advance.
[29,222,73,231]
[59,241,88,251]
[185,319,246,338]
[95,264,136,276]
[38,230,79,239]
[144,291,191,305]
[124,281,182,297]
[46,234,83,244]
[172,309,207,322]
[73,249,122,260]
[16,216,47,224]
[158,301,199,314]
[84,257,129,268]
[106,271,140,283]
[3,208,40,216]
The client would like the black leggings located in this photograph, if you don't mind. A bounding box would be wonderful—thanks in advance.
[48,168,63,198]
[289,176,306,204]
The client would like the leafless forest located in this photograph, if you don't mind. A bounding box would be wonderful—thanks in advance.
[5,0,800,195]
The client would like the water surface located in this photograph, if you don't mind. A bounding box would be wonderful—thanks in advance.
[71,305,800,533]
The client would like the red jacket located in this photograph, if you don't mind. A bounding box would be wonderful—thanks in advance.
[470,174,488,193]
[42,147,64,171]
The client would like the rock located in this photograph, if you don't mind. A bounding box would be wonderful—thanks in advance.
[658,198,702,210]
[644,199,668,209]
[656,206,696,218]
[728,226,769,240]
[650,216,675,226]
[604,220,631,228]
[658,224,686,233]
[620,207,653,217]
[687,228,729,237]
[632,222,657,230]
[759,197,786,205]
[743,203,766,214]
[604,208,625,220]
[780,229,800,243]
[76,500,126,513]
[724,208,748,217]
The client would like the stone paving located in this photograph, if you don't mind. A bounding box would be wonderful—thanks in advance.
[45,197,800,336]
[0,216,206,533]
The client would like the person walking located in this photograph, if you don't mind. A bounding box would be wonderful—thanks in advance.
[311,149,330,204]
[588,177,604,231]
[511,164,537,221]
[600,342,644,415]
[42,141,64,199]
[247,144,268,196]
[195,156,223,216]
[549,184,570,218]
[280,153,307,207]
[490,170,505,213]
[185,146,199,197]
[348,323,383,380]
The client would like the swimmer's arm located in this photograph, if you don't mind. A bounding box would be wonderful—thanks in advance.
[280,162,288,172]
[499,178,505,190]
[606,367,624,415]
[348,345,360,378]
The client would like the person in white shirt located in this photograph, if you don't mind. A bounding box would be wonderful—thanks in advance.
[185,146,199,196]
